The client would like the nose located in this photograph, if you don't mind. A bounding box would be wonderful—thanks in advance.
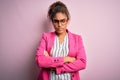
[58,22,62,27]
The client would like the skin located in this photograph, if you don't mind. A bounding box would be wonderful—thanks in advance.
[44,12,76,63]
[52,12,68,44]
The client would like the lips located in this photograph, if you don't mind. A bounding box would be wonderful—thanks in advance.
[57,28,63,31]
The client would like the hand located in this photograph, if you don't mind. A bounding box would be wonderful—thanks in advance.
[44,50,49,56]
[64,56,76,63]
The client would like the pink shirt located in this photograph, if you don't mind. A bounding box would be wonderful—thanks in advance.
[35,30,86,80]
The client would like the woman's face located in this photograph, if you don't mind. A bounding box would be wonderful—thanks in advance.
[52,12,68,34]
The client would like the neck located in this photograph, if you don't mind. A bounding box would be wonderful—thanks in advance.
[56,31,67,38]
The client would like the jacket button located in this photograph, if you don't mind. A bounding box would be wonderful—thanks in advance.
[54,59,56,62]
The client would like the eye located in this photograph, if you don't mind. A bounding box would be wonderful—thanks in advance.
[60,19,66,23]
[53,19,59,23]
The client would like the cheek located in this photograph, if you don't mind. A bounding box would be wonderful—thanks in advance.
[52,23,57,28]
[64,24,68,28]
[64,22,68,28]
[53,25,58,29]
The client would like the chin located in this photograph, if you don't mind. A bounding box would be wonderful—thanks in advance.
[56,30,64,34]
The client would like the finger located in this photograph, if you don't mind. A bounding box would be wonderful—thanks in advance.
[44,50,49,56]
[45,52,49,56]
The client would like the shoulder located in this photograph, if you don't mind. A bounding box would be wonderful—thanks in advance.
[69,31,82,40]
[41,31,55,38]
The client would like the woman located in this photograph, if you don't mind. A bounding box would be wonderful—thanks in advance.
[35,1,86,80]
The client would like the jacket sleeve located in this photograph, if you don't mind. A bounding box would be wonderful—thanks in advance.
[35,33,64,68]
[56,35,86,74]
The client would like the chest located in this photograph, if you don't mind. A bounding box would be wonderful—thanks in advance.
[50,35,69,57]
[46,35,78,57]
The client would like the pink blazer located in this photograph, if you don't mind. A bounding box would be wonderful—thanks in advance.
[35,30,86,80]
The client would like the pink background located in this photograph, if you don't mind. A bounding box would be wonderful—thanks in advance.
[0,0,120,80]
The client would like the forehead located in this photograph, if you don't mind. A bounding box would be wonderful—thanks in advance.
[53,12,67,20]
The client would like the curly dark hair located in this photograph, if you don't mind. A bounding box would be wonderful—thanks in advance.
[48,1,70,21]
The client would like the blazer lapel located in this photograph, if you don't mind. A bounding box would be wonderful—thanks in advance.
[47,32,56,55]
[67,30,75,56]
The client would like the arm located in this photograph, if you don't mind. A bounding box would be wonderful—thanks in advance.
[56,36,86,74]
[35,33,64,68]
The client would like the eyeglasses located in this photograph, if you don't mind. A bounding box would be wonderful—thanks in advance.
[52,19,68,25]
